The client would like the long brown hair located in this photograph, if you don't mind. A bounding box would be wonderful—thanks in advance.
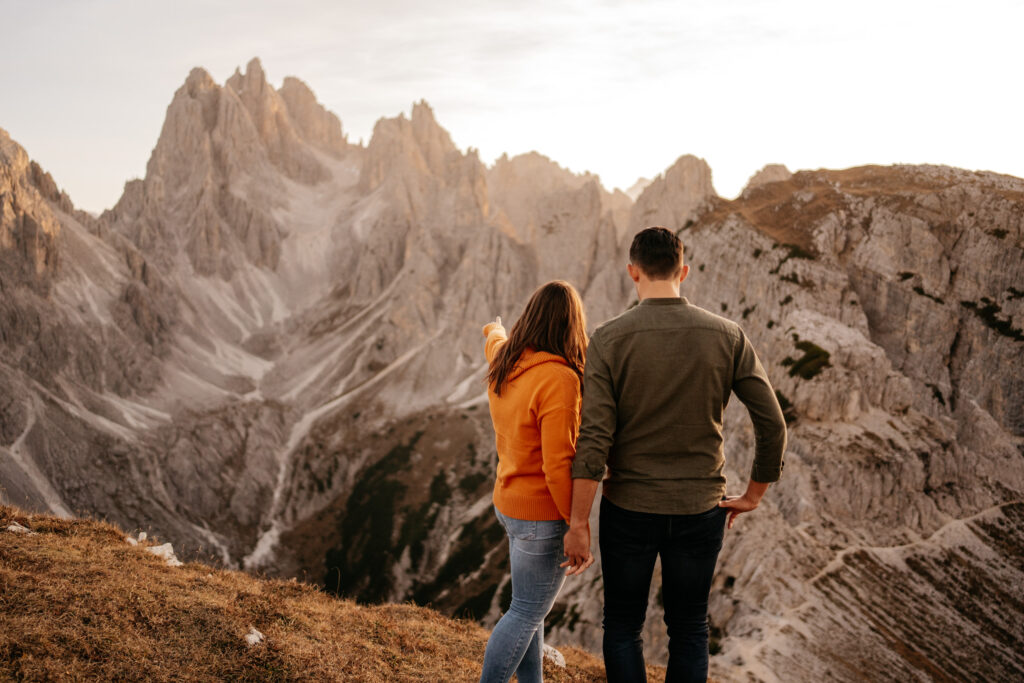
[488,280,588,396]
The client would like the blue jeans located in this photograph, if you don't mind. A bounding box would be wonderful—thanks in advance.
[479,507,568,683]
[600,496,728,683]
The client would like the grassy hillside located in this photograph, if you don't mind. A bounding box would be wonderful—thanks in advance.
[0,504,669,682]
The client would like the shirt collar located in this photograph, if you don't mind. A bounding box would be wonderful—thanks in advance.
[639,296,689,306]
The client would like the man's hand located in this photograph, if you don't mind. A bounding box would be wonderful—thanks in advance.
[718,495,758,529]
[718,480,770,529]
[560,525,593,575]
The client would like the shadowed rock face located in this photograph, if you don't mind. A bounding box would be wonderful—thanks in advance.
[2,61,1023,682]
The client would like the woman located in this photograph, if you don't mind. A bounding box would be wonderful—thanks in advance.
[479,280,592,683]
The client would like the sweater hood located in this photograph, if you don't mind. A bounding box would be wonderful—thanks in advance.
[507,348,572,382]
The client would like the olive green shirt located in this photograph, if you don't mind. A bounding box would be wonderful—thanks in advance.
[571,297,786,514]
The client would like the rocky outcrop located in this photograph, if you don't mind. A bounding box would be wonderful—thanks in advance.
[486,152,599,240]
[623,177,652,201]
[742,163,792,197]
[278,77,351,159]
[630,154,717,234]
[103,58,358,280]
[1,129,62,293]
[225,58,331,184]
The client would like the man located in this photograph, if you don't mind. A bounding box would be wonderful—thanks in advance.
[561,227,787,682]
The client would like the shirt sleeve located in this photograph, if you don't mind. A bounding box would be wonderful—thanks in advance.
[732,329,787,483]
[572,333,617,481]
[536,374,581,522]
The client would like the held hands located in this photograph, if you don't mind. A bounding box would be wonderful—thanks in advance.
[560,525,594,576]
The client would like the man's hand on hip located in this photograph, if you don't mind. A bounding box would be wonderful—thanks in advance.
[560,525,593,575]
[718,480,770,529]
[718,495,758,529]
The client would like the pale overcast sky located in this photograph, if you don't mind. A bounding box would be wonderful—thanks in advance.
[2,0,1022,213]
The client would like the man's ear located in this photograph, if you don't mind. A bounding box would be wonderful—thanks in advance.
[627,263,641,283]
[679,264,690,285]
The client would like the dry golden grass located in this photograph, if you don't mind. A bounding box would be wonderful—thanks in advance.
[0,505,668,682]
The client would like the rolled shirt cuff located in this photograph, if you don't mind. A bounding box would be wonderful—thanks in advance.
[571,457,606,481]
[750,460,783,483]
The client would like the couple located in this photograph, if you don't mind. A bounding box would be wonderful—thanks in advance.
[478,227,787,683]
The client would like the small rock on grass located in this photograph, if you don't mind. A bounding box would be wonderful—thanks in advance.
[4,522,35,534]
[145,542,184,567]
[543,644,566,668]
[245,627,265,647]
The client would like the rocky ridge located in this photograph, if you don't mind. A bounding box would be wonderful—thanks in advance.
[1,58,1022,681]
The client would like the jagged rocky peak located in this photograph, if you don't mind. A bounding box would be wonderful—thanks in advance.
[107,57,372,277]
[224,57,329,184]
[630,154,717,233]
[0,129,62,289]
[278,77,349,158]
[358,99,458,192]
[488,151,599,193]
[623,177,652,201]
[486,151,612,241]
[358,99,486,219]
[410,100,457,162]
[742,163,792,196]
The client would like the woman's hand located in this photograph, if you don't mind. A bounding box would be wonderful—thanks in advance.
[482,316,504,337]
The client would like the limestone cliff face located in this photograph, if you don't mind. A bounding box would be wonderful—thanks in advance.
[485,152,631,324]
[107,58,356,281]
[277,77,351,160]
[0,129,181,541]
[2,60,1023,683]
[1,129,62,292]
[107,64,281,278]
[629,154,717,234]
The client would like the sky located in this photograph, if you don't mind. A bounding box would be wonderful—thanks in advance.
[2,0,1022,214]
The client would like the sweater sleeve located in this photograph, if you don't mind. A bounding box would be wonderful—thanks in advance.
[483,323,507,363]
[536,371,581,522]
[732,329,787,483]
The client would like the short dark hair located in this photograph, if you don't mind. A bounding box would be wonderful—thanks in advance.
[629,227,683,280]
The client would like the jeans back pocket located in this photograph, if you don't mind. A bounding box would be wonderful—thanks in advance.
[496,507,538,540]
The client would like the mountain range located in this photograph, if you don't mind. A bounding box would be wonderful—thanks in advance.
[1,57,1022,681]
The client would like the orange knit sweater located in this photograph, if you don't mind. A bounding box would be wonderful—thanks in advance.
[483,322,581,522]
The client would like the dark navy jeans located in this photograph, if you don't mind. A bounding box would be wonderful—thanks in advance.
[599,495,728,683]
